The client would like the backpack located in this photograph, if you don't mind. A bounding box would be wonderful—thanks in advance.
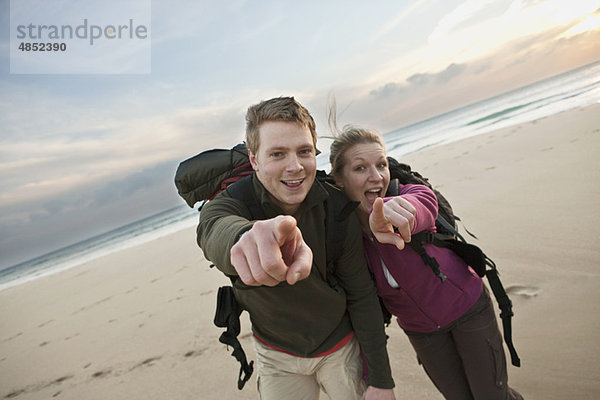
[174,143,253,209]
[386,157,520,367]
[174,145,358,389]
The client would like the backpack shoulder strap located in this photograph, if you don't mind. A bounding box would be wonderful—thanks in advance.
[319,177,359,289]
[226,174,266,220]
[211,174,263,390]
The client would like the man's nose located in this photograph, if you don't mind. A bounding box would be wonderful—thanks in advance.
[286,154,303,171]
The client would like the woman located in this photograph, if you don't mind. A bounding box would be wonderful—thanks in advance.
[329,125,523,400]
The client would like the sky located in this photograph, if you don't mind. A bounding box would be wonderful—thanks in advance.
[1,0,599,269]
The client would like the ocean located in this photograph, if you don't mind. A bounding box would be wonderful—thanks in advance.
[1,60,599,292]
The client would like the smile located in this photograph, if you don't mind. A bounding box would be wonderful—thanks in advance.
[282,178,304,188]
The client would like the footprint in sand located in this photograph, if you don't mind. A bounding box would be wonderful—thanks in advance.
[52,376,73,385]
[72,296,113,315]
[4,375,73,399]
[38,319,54,328]
[130,356,162,371]
[91,368,112,379]
[5,388,26,398]
[505,285,540,298]
[65,333,80,341]
[184,348,207,359]
[4,332,23,342]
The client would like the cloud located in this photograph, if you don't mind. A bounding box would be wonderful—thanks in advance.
[368,0,429,43]
[429,0,510,43]
[0,90,246,209]
[88,160,178,207]
[0,157,185,268]
[369,82,405,98]
[370,62,468,98]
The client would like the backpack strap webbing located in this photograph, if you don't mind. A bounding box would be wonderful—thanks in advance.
[410,230,520,367]
[213,285,254,389]
[208,175,262,390]
[485,259,521,367]
[406,235,447,282]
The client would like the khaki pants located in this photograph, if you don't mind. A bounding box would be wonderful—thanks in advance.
[253,336,366,400]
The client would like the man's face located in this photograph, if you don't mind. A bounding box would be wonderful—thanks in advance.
[249,121,317,215]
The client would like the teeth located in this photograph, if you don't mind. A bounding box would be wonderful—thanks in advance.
[367,189,380,193]
[285,179,303,184]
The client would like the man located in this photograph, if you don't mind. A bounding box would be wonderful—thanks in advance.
[197,97,395,400]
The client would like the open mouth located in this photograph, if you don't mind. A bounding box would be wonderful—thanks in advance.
[364,188,382,204]
[282,178,304,189]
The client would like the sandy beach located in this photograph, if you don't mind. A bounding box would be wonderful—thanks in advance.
[1,103,599,400]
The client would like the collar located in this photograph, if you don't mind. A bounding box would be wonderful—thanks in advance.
[251,175,328,218]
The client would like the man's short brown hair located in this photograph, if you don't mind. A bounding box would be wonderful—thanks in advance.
[245,97,317,154]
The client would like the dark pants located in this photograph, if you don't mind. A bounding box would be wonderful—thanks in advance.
[405,287,523,400]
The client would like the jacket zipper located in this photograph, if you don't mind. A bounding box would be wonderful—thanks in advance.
[368,235,442,330]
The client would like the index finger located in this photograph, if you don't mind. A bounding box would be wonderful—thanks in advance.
[253,216,299,282]
[370,197,393,233]
[232,231,282,286]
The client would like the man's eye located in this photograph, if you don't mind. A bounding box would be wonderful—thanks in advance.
[271,152,283,158]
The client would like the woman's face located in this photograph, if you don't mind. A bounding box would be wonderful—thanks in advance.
[336,142,390,216]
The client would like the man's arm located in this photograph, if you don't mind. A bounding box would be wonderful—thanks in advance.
[335,214,395,391]
[197,192,255,276]
[198,193,312,285]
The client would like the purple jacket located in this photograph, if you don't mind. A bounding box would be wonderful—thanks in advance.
[363,184,482,333]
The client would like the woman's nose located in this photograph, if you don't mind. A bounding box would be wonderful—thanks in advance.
[367,166,382,181]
